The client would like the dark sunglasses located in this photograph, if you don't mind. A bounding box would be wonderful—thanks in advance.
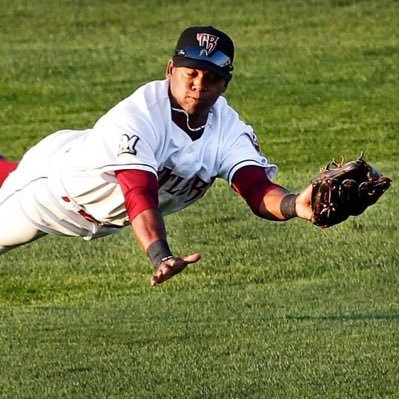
[174,46,234,71]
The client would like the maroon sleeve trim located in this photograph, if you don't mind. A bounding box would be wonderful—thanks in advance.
[115,169,159,222]
[231,165,279,216]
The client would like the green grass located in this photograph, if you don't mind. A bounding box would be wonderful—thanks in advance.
[0,0,398,398]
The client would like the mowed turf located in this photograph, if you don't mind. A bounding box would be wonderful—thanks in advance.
[0,1,398,398]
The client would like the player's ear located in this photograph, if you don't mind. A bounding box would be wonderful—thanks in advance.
[166,60,174,78]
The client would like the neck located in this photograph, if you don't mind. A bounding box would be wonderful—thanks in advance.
[171,107,210,141]
[172,107,208,129]
[168,90,210,128]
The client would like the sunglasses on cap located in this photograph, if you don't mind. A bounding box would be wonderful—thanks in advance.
[174,46,234,71]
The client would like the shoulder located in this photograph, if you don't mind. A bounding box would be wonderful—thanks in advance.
[211,96,254,139]
[129,79,169,105]
[94,80,170,129]
[213,95,237,119]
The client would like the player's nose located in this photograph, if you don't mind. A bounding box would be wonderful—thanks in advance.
[191,74,208,92]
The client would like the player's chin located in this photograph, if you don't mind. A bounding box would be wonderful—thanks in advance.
[185,98,210,115]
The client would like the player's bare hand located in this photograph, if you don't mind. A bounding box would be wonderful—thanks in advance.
[150,253,201,286]
[296,183,313,222]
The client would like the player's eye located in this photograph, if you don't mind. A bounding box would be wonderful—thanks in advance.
[185,71,198,78]
[205,73,223,83]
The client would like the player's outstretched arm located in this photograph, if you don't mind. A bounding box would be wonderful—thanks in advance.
[232,166,312,222]
[116,169,201,286]
[259,184,312,222]
[130,208,201,286]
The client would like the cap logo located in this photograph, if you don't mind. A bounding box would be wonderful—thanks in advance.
[196,33,219,54]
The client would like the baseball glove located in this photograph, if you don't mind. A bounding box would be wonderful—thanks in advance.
[311,152,392,228]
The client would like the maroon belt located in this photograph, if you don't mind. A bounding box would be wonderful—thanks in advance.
[61,196,120,228]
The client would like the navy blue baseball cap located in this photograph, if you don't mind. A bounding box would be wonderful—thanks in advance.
[173,26,234,81]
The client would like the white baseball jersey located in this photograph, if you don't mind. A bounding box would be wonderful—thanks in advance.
[0,79,277,240]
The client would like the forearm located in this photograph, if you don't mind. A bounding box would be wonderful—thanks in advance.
[258,186,296,221]
[130,208,201,286]
[260,185,313,222]
[130,208,174,269]
[116,169,174,267]
[130,208,167,252]
[115,168,202,286]
[232,166,311,222]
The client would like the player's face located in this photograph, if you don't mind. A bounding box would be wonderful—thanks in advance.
[167,63,228,116]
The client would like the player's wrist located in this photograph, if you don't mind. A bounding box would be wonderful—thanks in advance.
[280,194,298,220]
[146,239,174,269]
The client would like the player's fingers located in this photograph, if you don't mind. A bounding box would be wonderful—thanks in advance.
[150,253,201,286]
[150,265,177,286]
[182,252,201,264]
[150,272,166,287]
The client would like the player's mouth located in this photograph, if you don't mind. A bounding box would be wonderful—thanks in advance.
[187,96,208,108]
[188,95,204,102]
[183,95,213,115]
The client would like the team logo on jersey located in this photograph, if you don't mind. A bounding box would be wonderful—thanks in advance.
[196,33,219,54]
[244,132,264,156]
[118,134,140,156]
[158,168,215,204]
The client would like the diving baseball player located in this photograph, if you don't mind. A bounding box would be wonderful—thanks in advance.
[0,26,313,286]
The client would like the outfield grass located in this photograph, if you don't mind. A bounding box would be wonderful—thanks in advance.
[0,0,398,398]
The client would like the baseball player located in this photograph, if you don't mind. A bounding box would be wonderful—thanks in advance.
[0,26,313,286]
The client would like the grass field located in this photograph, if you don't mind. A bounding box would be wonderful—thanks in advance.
[0,0,398,398]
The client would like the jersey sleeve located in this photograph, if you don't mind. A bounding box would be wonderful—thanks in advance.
[92,101,161,176]
[115,169,159,221]
[218,127,278,184]
[231,165,280,216]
